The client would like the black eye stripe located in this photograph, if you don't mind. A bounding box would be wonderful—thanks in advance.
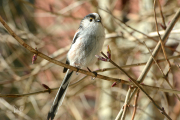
[87,14,96,19]
[99,15,102,20]
[84,14,96,20]
[72,32,80,44]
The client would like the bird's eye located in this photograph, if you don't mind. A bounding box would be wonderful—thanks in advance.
[90,18,93,22]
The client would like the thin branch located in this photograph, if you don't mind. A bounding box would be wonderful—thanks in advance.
[131,89,140,120]
[1,79,180,98]
[101,52,171,120]
[95,55,180,73]
[120,87,133,120]
[99,8,158,42]
[157,0,166,29]
[137,8,180,84]
[100,8,179,54]
[0,15,128,85]
[0,98,32,120]
[116,8,180,119]
[143,41,180,100]
[154,0,171,71]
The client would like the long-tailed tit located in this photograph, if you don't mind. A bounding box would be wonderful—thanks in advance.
[47,13,105,120]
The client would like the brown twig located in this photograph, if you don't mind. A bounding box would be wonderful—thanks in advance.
[153,0,171,71]
[100,8,179,54]
[143,41,180,101]
[116,8,180,119]
[0,15,128,85]
[95,55,180,73]
[131,89,140,120]
[120,87,133,120]
[153,0,179,100]
[0,88,57,97]
[1,78,180,98]
[157,0,166,29]
[101,52,172,120]
[1,54,180,85]
[99,8,158,42]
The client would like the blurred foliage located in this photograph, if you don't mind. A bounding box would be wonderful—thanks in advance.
[0,0,180,120]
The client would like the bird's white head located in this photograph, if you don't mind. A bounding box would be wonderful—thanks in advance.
[79,13,103,29]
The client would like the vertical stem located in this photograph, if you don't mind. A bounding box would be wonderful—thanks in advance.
[120,87,133,120]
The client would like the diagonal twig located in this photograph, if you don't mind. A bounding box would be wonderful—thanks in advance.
[142,41,180,100]
[110,8,180,119]
[101,52,172,120]
[0,15,128,85]
[154,0,171,71]
[157,0,166,29]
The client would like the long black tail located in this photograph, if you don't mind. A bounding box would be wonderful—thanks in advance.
[47,69,73,120]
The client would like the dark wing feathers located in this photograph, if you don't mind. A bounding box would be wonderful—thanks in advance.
[63,60,69,73]
[72,30,80,44]
[63,30,80,73]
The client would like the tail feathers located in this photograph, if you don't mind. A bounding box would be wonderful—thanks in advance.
[63,60,69,73]
[47,69,73,120]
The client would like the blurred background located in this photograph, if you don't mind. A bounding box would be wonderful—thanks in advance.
[0,0,180,120]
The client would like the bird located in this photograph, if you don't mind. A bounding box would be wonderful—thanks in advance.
[47,13,105,120]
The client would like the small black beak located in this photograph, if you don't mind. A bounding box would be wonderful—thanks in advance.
[96,19,101,22]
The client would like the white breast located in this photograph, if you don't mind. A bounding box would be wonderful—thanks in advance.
[67,22,105,68]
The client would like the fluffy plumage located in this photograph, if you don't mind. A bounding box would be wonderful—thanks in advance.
[47,13,105,120]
